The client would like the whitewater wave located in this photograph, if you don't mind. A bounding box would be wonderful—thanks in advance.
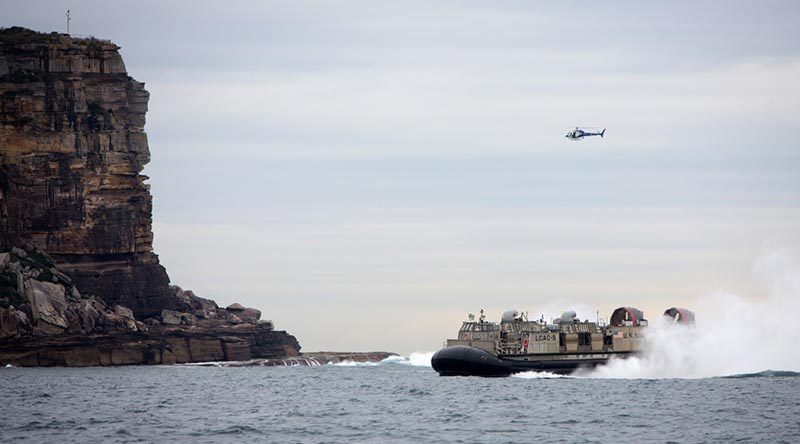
[333,352,434,367]
[332,360,380,367]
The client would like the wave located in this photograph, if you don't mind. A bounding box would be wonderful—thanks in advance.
[331,360,380,367]
[329,351,435,367]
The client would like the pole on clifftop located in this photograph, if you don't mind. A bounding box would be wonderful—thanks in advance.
[66,10,71,35]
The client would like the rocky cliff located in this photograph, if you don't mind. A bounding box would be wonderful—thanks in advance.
[0,27,302,366]
[0,247,301,366]
[0,27,174,317]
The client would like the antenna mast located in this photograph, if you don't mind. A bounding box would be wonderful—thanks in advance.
[66,10,71,35]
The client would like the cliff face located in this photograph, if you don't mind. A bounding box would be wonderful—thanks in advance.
[0,28,174,317]
[0,28,303,366]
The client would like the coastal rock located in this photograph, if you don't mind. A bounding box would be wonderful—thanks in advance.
[0,306,19,338]
[0,250,140,337]
[160,309,182,326]
[25,280,68,333]
[180,312,197,325]
[238,308,261,322]
[188,338,225,362]
[0,321,301,367]
[62,348,101,367]
[166,337,191,363]
[64,304,82,334]
[111,347,145,366]
[114,305,134,319]
[221,337,252,361]
[77,300,101,331]
[224,303,260,322]
[99,312,136,332]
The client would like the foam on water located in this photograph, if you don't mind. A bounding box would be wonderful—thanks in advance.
[512,371,574,379]
[331,360,380,367]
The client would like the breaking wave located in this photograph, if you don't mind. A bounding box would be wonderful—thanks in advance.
[332,352,434,367]
[331,361,381,367]
[377,351,434,367]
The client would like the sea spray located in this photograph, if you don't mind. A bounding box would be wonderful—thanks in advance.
[407,351,434,367]
[512,371,574,379]
[585,250,800,379]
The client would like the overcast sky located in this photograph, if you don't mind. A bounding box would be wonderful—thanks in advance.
[3,1,800,354]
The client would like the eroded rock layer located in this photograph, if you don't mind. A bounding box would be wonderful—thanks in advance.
[0,323,301,367]
[0,28,172,317]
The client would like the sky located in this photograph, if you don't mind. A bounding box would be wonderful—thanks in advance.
[3,1,800,354]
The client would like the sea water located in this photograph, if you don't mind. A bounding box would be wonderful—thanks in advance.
[1,355,799,443]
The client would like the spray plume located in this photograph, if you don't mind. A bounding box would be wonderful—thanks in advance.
[585,250,800,378]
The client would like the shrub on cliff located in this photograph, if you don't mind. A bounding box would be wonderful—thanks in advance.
[0,270,24,309]
[0,27,59,45]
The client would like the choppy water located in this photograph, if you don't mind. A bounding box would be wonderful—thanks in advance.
[1,358,799,443]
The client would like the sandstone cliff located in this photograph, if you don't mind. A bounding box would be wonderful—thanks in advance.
[0,27,173,317]
[0,27,302,366]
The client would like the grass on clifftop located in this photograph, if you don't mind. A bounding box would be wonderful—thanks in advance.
[0,27,61,45]
[0,26,111,48]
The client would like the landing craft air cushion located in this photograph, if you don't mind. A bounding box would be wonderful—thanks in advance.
[431,307,694,377]
[565,127,606,140]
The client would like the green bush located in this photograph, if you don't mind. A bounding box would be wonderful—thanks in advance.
[87,102,105,116]
[0,271,24,309]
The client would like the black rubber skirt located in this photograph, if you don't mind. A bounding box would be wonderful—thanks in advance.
[431,346,512,377]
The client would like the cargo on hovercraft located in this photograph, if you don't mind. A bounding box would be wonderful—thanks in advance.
[431,306,694,377]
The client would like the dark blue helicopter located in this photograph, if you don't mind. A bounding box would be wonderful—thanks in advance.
[565,127,605,140]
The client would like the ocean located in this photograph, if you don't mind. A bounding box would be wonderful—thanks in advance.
[1,355,799,443]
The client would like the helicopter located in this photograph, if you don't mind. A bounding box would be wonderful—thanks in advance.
[565,127,605,140]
